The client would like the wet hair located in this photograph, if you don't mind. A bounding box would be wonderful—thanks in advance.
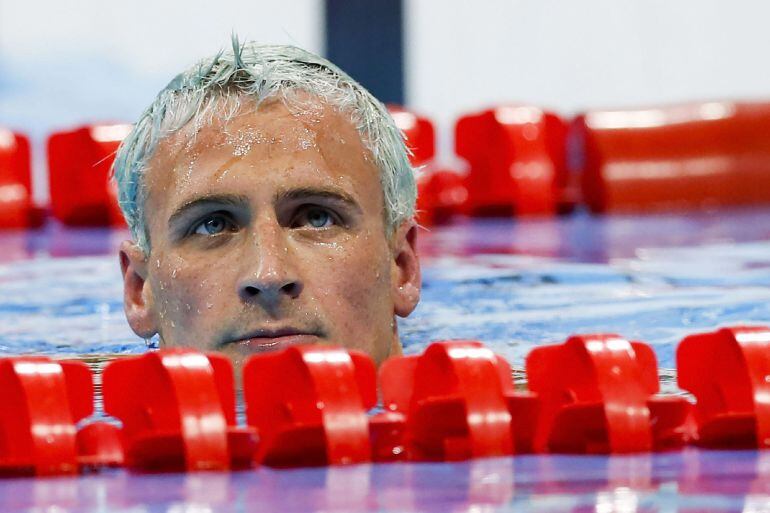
[112,37,416,252]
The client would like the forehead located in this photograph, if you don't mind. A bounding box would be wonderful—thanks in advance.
[143,96,382,214]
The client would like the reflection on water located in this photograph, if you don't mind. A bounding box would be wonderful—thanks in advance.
[2,450,770,512]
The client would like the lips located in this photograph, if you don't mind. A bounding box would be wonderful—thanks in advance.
[221,327,322,354]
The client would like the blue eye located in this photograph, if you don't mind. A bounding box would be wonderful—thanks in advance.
[193,214,234,236]
[302,207,335,228]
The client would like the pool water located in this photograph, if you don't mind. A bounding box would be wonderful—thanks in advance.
[1,207,769,511]
[2,209,769,370]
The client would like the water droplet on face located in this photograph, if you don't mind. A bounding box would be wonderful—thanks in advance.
[185,154,198,182]
[216,168,230,182]
[224,125,267,157]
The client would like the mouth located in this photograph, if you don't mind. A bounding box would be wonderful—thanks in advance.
[219,327,323,354]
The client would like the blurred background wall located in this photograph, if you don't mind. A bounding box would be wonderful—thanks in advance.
[2,0,770,202]
[0,0,322,203]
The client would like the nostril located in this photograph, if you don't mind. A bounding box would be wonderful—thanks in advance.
[244,285,260,297]
[281,282,301,297]
[240,282,301,300]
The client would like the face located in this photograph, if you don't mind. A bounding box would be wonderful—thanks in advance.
[119,97,420,370]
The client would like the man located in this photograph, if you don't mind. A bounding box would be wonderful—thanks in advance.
[113,40,421,370]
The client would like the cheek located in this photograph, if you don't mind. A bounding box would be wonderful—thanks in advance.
[309,234,392,322]
[150,252,233,332]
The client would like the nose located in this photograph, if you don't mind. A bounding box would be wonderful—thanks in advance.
[237,223,303,306]
[240,279,301,301]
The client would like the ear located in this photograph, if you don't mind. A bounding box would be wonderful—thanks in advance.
[119,240,158,338]
[390,220,421,317]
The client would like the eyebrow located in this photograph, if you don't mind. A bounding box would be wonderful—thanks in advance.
[167,194,250,228]
[275,187,363,214]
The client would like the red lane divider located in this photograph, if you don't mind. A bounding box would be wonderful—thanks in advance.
[13,100,770,228]
[0,129,42,228]
[102,350,257,471]
[678,326,770,449]
[527,334,694,454]
[573,101,770,213]
[0,357,120,476]
[380,341,537,461]
[3,325,770,476]
[455,106,571,217]
[47,124,130,227]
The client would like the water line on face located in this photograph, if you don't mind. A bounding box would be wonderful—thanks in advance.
[144,336,159,349]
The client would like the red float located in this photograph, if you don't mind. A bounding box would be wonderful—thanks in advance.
[526,334,694,453]
[47,123,130,226]
[574,102,770,213]
[243,345,384,467]
[0,129,41,228]
[455,106,571,216]
[415,168,467,225]
[102,349,256,471]
[380,340,538,461]
[388,105,436,167]
[678,326,770,448]
[0,356,121,476]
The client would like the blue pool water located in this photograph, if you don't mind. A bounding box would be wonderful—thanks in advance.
[2,209,769,372]
[1,207,770,511]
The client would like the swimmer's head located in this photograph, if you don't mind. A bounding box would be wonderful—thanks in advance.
[113,37,416,252]
[114,38,421,368]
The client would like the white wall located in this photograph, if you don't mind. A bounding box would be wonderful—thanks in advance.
[0,0,323,203]
[406,0,770,165]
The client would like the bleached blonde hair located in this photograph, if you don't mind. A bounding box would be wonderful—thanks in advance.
[112,37,416,252]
